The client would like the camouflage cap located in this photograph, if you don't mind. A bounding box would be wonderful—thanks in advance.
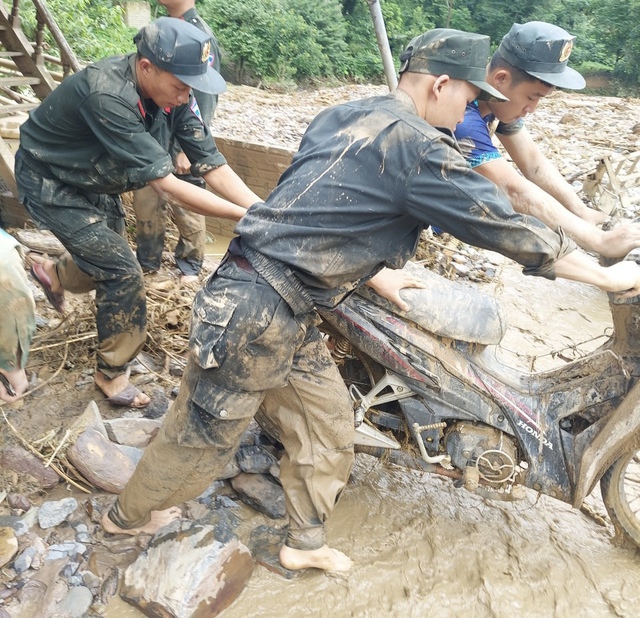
[134,17,226,95]
[399,28,507,101]
[498,22,586,90]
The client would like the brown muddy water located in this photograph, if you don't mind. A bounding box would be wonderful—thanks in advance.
[105,257,640,618]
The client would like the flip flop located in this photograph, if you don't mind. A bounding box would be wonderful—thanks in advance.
[30,263,65,313]
[105,383,150,408]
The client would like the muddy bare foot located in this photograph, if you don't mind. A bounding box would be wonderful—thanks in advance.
[0,368,29,403]
[95,371,150,408]
[101,506,182,536]
[279,545,353,572]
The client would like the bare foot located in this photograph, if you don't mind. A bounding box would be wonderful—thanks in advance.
[279,544,353,572]
[30,255,63,294]
[101,506,182,536]
[0,368,29,403]
[94,371,150,408]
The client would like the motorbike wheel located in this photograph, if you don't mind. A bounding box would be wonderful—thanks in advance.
[600,448,640,548]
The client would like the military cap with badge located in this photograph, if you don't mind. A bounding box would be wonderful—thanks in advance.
[399,28,508,101]
[134,16,226,95]
[497,21,586,90]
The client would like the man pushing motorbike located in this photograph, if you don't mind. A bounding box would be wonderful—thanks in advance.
[102,28,640,574]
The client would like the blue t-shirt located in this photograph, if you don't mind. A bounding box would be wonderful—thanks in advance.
[455,100,524,168]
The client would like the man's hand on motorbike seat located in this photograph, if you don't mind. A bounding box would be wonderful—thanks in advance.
[366,267,425,312]
[599,221,640,258]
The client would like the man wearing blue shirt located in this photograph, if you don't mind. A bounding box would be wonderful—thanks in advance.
[454,21,640,258]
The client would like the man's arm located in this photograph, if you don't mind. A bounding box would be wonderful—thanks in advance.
[203,164,262,208]
[369,249,640,311]
[554,249,640,296]
[149,174,246,221]
[499,127,604,223]
[476,144,640,258]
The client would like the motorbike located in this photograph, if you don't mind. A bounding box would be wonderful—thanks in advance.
[318,258,640,549]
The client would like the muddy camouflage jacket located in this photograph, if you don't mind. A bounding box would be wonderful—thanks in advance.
[19,54,226,195]
[236,89,573,309]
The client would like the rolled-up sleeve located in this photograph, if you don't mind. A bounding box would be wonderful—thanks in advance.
[172,100,227,176]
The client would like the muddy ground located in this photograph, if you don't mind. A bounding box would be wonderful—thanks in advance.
[2,85,640,617]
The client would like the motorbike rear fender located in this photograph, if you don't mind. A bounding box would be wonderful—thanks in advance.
[573,380,640,507]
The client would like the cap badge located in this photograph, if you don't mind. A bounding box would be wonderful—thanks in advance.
[559,40,573,63]
[201,41,211,64]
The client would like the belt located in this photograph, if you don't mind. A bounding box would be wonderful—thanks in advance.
[224,248,315,317]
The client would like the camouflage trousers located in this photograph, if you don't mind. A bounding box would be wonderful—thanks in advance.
[110,259,355,550]
[15,152,146,376]
[133,176,207,277]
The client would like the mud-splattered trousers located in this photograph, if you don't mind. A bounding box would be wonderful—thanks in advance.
[133,181,207,276]
[109,257,355,550]
[133,7,221,277]
[15,153,147,377]
[0,230,35,372]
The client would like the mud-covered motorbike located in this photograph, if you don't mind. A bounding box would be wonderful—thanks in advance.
[318,259,640,548]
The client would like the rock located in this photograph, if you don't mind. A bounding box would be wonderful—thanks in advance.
[196,480,225,504]
[219,457,242,480]
[142,387,171,420]
[14,547,37,574]
[7,493,31,512]
[215,495,240,510]
[0,527,18,568]
[104,417,162,448]
[248,525,302,579]
[29,537,47,570]
[20,506,39,530]
[38,497,78,529]
[0,608,10,618]
[236,444,278,474]
[67,427,136,493]
[54,585,93,618]
[168,358,186,376]
[0,446,61,489]
[230,473,286,519]
[80,569,102,594]
[68,400,108,439]
[0,515,29,537]
[15,229,66,256]
[269,463,281,481]
[99,566,119,604]
[121,519,254,618]
[116,444,144,467]
[45,541,87,562]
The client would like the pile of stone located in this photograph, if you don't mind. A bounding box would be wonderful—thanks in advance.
[0,402,292,617]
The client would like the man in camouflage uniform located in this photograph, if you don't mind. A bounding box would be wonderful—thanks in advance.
[16,18,260,408]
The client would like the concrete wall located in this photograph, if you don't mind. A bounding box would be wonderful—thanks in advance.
[206,136,294,239]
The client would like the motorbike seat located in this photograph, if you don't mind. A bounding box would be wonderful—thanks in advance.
[356,261,508,345]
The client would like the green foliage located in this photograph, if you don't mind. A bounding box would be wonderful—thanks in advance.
[15,0,640,89]
[21,0,136,62]
[198,0,349,82]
